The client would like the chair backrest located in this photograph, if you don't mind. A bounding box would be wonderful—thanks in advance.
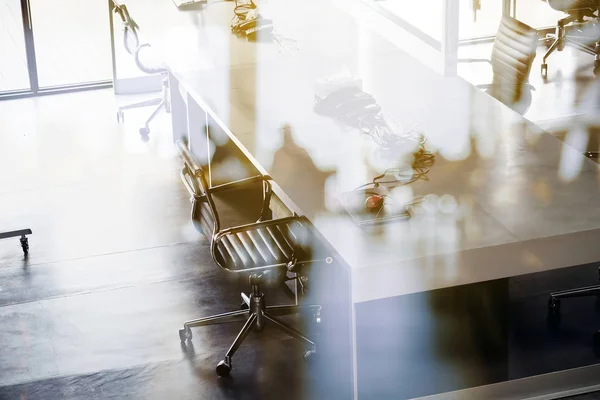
[176,141,221,240]
[490,15,538,106]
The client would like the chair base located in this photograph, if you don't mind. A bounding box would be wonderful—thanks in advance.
[116,76,170,136]
[179,280,321,377]
[540,11,600,77]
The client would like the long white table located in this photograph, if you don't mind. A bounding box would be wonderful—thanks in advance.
[115,0,600,398]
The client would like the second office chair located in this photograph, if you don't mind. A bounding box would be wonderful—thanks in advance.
[114,2,169,136]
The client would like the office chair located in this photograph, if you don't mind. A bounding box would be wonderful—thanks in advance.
[175,141,331,377]
[114,3,169,136]
[466,15,538,114]
[541,0,600,77]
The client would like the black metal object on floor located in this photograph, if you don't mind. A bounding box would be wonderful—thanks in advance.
[0,229,31,255]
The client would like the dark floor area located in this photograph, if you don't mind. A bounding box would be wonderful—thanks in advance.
[0,91,352,400]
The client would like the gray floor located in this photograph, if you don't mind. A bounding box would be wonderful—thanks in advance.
[1,45,600,398]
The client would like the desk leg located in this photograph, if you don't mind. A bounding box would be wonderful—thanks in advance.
[168,71,187,144]
[442,0,459,77]
[186,94,211,184]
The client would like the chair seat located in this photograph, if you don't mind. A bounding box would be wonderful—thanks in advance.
[215,219,312,271]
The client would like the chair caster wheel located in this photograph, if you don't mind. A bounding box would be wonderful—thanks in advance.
[548,297,560,313]
[139,127,150,136]
[116,110,124,123]
[541,63,548,78]
[216,360,231,377]
[303,349,316,361]
[20,237,29,255]
[179,327,192,342]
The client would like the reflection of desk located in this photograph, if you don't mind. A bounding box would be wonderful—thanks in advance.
[119,0,600,398]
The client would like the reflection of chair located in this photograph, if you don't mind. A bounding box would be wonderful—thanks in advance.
[541,0,600,77]
[175,141,330,377]
[459,16,538,114]
[475,16,538,114]
[114,3,169,136]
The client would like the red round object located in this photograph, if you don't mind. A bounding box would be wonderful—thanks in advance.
[365,195,384,212]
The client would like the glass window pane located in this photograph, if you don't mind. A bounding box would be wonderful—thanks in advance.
[459,0,503,40]
[29,0,112,88]
[513,0,564,30]
[0,0,30,92]
[375,1,444,42]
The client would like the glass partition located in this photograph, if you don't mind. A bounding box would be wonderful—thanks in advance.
[29,0,112,88]
[0,0,30,92]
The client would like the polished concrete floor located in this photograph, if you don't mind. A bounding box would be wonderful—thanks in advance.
[0,90,351,399]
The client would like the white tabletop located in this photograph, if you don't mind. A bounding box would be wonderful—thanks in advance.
[122,0,600,303]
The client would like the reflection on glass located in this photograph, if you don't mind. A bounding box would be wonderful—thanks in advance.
[0,0,30,91]
[272,125,334,217]
[29,0,112,87]
[313,71,435,227]
[362,0,505,43]
[374,0,444,42]
[513,0,565,30]
[458,0,503,40]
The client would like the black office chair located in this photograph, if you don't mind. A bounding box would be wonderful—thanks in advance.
[468,15,538,114]
[175,140,331,377]
[114,3,169,136]
[541,0,600,77]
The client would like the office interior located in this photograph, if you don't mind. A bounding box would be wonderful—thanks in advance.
[2,0,600,399]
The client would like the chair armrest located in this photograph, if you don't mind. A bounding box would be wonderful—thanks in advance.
[176,141,203,176]
[179,169,205,199]
[134,43,168,75]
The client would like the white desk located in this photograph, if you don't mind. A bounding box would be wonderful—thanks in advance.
[116,0,600,398]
